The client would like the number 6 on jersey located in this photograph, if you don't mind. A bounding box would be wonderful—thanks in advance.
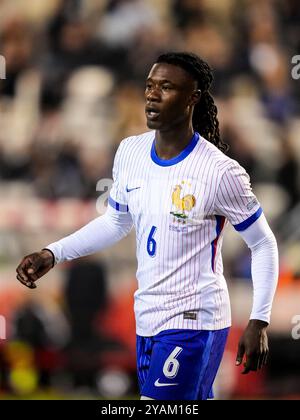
[163,346,183,379]
[147,226,157,257]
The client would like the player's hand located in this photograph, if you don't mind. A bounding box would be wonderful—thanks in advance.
[235,319,269,374]
[16,249,55,289]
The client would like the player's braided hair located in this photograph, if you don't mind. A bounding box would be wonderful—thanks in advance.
[156,52,228,153]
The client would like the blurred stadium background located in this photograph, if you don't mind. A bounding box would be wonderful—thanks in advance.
[0,0,300,400]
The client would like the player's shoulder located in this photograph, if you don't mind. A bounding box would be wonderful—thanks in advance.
[113,131,154,168]
[119,131,154,151]
[199,135,245,175]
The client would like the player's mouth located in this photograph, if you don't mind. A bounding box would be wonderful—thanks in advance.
[145,106,160,121]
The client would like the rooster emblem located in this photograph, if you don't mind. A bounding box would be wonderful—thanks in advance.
[170,184,196,220]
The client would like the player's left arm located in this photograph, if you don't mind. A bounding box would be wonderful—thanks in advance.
[215,161,279,374]
[235,214,278,374]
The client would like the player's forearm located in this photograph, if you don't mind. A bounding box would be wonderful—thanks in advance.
[239,214,279,324]
[45,209,133,264]
[249,232,278,323]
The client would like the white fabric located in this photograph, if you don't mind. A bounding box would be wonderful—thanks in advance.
[46,206,133,264]
[215,161,261,226]
[46,131,278,336]
[238,214,279,323]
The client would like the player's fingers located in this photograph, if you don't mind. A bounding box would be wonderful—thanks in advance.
[235,342,245,366]
[242,367,250,374]
[16,265,31,283]
[16,274,33,288]
[262,350,269,366]
[16,273,27,286]
[257,352,264,370]
[16,274,36,289]
[242,353,258,374]
[242,358,252,374]
[16,254,40,279]
[16,259,30,282]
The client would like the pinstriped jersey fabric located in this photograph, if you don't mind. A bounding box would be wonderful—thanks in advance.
[109,131,261,336]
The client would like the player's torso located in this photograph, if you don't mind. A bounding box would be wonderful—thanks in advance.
[121,132,224,281]
[119,132,231,335]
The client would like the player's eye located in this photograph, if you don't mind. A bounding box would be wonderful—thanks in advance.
[162,85,172,91]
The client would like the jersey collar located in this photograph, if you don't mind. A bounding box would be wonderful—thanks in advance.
[151,132,200,167]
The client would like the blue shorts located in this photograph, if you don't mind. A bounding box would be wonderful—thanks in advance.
[136,328,229,400]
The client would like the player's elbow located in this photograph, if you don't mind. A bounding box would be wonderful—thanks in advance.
[250,231,277,252]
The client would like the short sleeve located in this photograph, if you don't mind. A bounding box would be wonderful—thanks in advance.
[214,161,262,231]
[108,142,129,213]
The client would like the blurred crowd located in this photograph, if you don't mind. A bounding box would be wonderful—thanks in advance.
[0,0,299,199]
[0,0,300,399]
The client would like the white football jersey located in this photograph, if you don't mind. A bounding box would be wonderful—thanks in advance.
[109,131,262,337]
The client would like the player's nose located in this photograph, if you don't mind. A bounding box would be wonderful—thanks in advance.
[146,87,161,102]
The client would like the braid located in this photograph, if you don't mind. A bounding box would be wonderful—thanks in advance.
[156,52,229,153]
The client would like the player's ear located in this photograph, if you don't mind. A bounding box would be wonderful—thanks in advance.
[189,89,201,107]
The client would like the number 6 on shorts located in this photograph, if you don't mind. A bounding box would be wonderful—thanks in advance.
[162,346,183,379]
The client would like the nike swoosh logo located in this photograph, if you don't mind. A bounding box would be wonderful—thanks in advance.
[126,186,141,193]
[154,379,179,387]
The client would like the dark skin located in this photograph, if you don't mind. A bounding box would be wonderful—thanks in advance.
[16,249,54,289]
[16,62,269,375]
[145,63,201,159]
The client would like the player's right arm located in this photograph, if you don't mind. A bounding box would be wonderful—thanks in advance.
[16,140,133,288]
[16,208,133,288]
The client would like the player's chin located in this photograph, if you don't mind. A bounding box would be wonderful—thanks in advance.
[146,118,163,130]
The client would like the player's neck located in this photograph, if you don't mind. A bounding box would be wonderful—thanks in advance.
[155,124,194,160]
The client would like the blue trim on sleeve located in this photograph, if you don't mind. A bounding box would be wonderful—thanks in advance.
[151,132,200,167]
[233,207,263,231]
[108,196,129,213]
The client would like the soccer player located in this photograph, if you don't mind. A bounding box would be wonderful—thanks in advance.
[16,52,279,400]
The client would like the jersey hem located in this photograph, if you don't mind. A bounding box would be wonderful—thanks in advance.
[136,321,232,337]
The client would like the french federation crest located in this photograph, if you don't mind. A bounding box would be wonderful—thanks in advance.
[170,181,196,223]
